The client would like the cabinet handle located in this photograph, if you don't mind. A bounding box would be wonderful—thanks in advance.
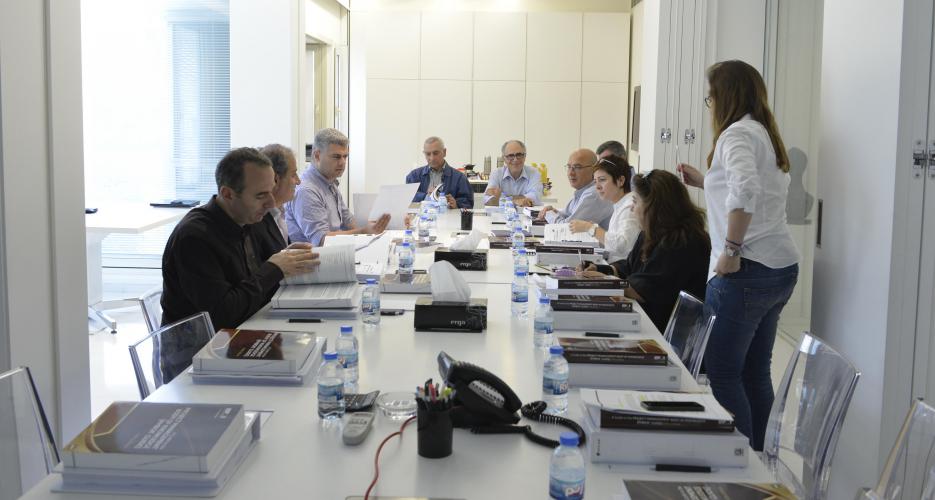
[684,129,696,144]
[660,128,672,144]
[913,139,925,179]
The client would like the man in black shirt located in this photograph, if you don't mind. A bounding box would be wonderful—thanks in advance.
[160,148,319,373]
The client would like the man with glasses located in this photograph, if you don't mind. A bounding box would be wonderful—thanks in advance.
[483,140,543,207]
[405,136,473,209]
[537,148,613,230]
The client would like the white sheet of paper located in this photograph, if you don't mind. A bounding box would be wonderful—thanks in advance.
[368,183,420,230]
[352,193,378,228]
[544,223,598,243]
[281,245,356,285]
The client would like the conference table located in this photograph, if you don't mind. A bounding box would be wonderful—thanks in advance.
[25,210,776,500]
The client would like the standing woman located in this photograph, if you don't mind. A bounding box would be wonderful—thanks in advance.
[568,155,640,263]
[678,60,799,451]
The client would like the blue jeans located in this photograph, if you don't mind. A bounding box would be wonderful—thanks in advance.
[704,259,798,451]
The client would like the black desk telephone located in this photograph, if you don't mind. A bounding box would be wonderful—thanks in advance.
[437,351,585,448]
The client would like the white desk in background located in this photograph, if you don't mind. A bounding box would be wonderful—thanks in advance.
[85,204,192,332]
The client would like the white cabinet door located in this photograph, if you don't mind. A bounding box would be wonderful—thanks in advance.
[364,79,420,192]
[526,12,582,82]
[473,12,526,81]
[362,11,420,79]
[420,12,474,81]
[471,81,525,164]
[419,80,472,168]
[525,82,582,203]
[582,13,630,83]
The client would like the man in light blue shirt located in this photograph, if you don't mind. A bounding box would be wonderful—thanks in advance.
[285,128,389,245]
[537,148,613,230]
[483,139,542,207]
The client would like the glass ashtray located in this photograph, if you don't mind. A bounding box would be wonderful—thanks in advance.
[376,391,418,420]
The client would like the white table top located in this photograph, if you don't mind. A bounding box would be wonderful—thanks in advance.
[85,203,193,234]
[24,210,776,499]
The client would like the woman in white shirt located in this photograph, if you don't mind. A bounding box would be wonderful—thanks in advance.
[568,155,640,263]
[678,60,799,452]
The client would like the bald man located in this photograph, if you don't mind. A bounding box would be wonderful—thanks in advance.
[537,148,613,230]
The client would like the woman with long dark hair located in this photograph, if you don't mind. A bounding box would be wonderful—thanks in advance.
[678,60,799,451]
[582,169,710,332]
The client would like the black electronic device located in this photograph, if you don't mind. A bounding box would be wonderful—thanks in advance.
[640,401,706,412]
[584,331,620,338]
[150,199,200,208]
[437,351,521,427]
[85,208,98,214]
[380,308,405,316]
[345,390,380,412]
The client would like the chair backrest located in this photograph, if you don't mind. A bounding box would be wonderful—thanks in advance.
[662,291,715,380]
[0,366,59,500]
[856,399,935,500]
[138,287,163,333]
[128,311,214,399]
[763,332,861,500]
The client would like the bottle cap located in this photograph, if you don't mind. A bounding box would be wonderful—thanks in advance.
[340,325,353,334]
[549,345,564,355]
[323,351,338,361]
[539,296,550,304]
[559,432,579,447]
[517,248,526,254]
[366,278,377,284]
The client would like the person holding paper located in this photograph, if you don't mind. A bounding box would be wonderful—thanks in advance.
[483,140,542,207]
[285,128,390,245]
[405,136,473,209]
[161,147,321,333]
[567,155,639,263]
[536,148,614,229]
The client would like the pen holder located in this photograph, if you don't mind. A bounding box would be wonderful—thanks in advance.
[460,209,473,231]
[416,402,453,459]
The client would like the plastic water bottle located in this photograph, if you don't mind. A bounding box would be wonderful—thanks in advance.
[513,248,529,275]
[512,226,526,250]
[336,325,359,385]
[402,229,414,246]
[437,191,448,214]
[549,432,585,499]
[534,296,554,348]
[398,242,414,275]
[418,215,431,242]
[511,271,529,318]
[317,351,346,420]
[542,345,569,414]
[362,278,381,325]
[498,194,507,213]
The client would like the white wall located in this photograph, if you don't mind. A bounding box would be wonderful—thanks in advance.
[306,0,343,44]
[350,9,630,207]
[0,0,91,446]
[812,0,907,496]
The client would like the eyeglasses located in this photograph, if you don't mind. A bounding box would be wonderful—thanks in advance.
[504,153,526,161]
[704,96,713,109]
[565,163,595,172]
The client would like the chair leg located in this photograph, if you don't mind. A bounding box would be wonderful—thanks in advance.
[88,305,117,334]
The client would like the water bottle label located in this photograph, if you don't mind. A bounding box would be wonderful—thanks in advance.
[549,477,584,500]
[512,289,528,303]
[338,352,358,369]
[534,320,554,334]
[362,299,380,314]
[543,375,568,395]
[399,256,414,267]
[317,381,345,401]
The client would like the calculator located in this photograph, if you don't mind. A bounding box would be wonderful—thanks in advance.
[345,390,380,412]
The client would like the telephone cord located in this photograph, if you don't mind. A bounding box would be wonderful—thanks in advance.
[364,415,417,500]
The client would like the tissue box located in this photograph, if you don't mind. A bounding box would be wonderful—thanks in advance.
[434,248,488,270]
[414,297,488,332]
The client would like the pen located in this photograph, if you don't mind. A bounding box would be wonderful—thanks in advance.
[655,464,712,473]
[288,318,322,323]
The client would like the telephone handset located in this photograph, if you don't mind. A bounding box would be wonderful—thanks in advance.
[437,351,521,427]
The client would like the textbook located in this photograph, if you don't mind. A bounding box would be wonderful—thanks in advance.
[271,282,361,309]
[545,275,628,291]
[280,245,356,285]
[62,401,245,473]
[552,309,641,332]
[568,359,682,390]
[557,337,668,365]
[488,237,541,249]
[623,481,795,500]
[381,273,432,294]
[192,329,320,375]
[550,295,634,312]
[581,389,735,432]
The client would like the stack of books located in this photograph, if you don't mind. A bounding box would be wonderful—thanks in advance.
[488,236,541,249]
[580,389,748,468]
[55,401,262,496]
[623,481,796,500]
[544,276,640,331]
[558,337,681,390]
[381,272,432,294]
[271,245,362,319]
[190,328,324,384]
[536,244,604,266]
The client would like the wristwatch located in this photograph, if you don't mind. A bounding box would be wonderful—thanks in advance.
[587,224,598,237]
[724,244,742,258]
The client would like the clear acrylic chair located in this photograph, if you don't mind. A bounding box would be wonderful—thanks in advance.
[855,399,935,500]
[136,287,163,333]
[662,290,715,380]
[0,366,60,500]
[762,332,861,500]
[128,311,214,399]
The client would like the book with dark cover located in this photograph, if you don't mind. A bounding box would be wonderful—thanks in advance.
[551,295,634,312]
[192,329,318,375]
[624,481,795,500]
[537,245,595,254]
[63,402,245,473]
[599,409,735,432]
[558,337,668,365]
[545,275,628,290]
[488,237,541,249]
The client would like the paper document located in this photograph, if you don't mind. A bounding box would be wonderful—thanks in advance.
[322,232,385,251]
[281,245,355,285]
[369,183,420,230]
[352,193,378,228]
[544,223,599,244]
[581,389,734,422]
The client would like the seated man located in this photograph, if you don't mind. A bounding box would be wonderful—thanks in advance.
[286,128,389,245]
[537,148,613,229]
[405,136,473,209]
[254,143,300,254]
[161,147,319,329]
[596,139,627,161]
[484,139,542,207]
